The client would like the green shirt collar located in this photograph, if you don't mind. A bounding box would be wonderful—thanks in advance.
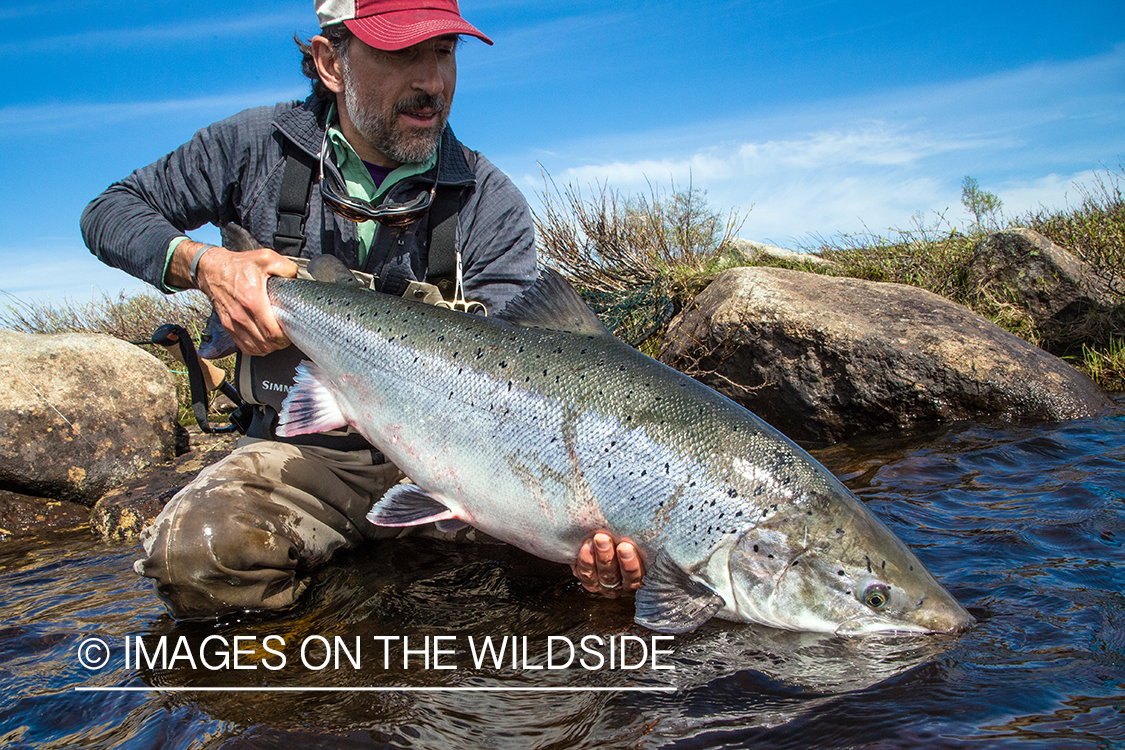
[324,103,438,267]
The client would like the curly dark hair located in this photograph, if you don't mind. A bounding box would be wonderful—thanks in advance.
[295,23,353,100]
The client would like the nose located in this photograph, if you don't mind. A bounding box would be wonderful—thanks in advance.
[412,49,446,96]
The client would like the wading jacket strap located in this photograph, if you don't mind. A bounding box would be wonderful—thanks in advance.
[79,95,538,318]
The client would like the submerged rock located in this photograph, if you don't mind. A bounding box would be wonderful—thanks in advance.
[661,266,1113,445]
[91,427,236,541]
[0,488,89,539]
[0,330,178,505]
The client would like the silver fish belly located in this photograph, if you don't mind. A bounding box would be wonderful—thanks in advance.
[269,268,973,636]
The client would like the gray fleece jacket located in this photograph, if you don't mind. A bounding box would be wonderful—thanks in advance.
[80,95,537,315]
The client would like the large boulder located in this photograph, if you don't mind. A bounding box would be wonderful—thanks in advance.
[660,267,1113,446]
[0,330,178,505]
[967,228,1122,354]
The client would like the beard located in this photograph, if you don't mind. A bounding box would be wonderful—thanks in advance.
[343,69,448,165]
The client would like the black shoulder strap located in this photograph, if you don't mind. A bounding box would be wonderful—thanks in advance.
[273,140,317,256]
[425,145,478,290]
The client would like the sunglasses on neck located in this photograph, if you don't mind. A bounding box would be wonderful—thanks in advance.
[318,130,439,228]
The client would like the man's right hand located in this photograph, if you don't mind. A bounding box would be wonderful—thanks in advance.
[169,240,299,356]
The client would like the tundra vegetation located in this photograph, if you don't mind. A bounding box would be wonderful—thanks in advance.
[3,166,1123,422]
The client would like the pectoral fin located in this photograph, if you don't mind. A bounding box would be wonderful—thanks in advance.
[368,484,457,527]
[634,551,725,633]
[275,360,349,436]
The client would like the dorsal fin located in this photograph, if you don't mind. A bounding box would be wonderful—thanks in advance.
[307,253,363,287]
[496,268,613,337]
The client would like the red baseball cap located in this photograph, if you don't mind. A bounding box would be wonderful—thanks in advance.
[316,0,493,50]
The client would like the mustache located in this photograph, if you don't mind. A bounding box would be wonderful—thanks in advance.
[393,93,446,116]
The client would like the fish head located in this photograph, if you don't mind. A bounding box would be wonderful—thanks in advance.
[722,482,973,636]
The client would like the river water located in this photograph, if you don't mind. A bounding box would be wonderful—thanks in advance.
[1,400,1123,749]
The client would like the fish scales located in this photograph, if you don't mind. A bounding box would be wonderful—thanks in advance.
[267,268,973,636]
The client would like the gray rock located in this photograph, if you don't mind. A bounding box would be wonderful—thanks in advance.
[967,228,1122,354]
[660,266,1113,446]
[0,330,178,505]
[728,238,837,268]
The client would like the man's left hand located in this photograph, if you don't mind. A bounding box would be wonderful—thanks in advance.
[572,532,644,599]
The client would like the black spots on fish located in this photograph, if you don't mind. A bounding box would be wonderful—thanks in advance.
[727,488,739,498]
[688,504,694,511]
[709,499,715,507]
[836,528,845,535]
[499,361,508,369]
[542,369,548,377]
[767,553,775,559]
[458,368,464,375]
[554,347,563,354]
[664,462,670,474]
[413,356,419,364]
[791,559,799,567]
[909,565,914,571]
[806,510,813,516]
[735,510,743,517]
[437,335,445,342]
[866,556,873,574]
[753,544,759,553]
[641,470,647,477]
[837,570,846,576]
[448,390,455,400]
[507,381,513,392]
[476,348,484,359]
[518,346,524,353]
[619,365,626,372]
[881,560,886,570]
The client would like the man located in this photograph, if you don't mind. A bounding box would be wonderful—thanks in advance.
[81,0,641,619]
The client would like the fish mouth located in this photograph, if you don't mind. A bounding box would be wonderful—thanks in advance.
[834,603,975,637]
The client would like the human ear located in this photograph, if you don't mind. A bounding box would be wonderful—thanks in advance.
[310,35,346,94]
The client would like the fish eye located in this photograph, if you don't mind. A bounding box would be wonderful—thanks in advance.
[862,583,891,610]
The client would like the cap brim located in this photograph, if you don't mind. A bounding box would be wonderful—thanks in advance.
[345,10,493,51]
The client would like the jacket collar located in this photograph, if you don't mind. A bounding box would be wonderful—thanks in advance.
[274,95,475,188]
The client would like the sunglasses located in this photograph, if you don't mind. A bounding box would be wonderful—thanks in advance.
[318,130,439,228]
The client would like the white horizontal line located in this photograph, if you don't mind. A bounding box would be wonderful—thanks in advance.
[75,686,676,693]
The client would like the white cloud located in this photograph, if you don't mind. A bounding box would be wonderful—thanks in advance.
[507,47,1124,248]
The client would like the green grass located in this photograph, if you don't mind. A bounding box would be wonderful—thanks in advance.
[536,167,1125,389]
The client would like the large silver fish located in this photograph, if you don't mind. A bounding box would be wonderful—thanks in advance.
[268,256,972,635]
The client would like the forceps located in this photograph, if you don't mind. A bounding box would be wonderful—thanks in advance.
[436,251,488,316]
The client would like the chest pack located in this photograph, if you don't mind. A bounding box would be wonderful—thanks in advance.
[235,138,474,447]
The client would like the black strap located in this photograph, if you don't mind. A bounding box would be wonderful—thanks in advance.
[425,145,478,292]
[273,141,317,256]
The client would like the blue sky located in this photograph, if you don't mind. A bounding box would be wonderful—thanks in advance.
[2,0,1122,305]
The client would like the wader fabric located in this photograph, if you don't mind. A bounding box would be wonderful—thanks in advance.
[135,440,494,619]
